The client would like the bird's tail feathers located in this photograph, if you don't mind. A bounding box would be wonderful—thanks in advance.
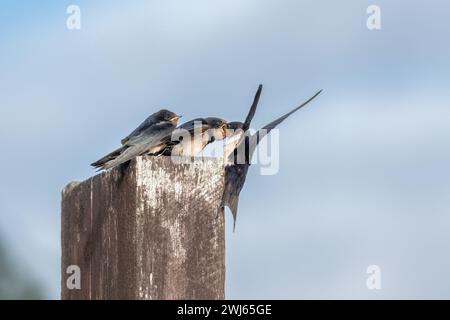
[222,195,239,232]
[91,146,126,170]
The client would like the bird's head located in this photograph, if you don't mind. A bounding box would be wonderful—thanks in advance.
[225,121,245,138]
[155,109,182,125]
[204,117,228,139]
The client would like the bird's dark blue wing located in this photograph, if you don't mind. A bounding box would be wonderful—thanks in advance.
[243,84,263,131]
[223,89,322,230]
[103,122,176,169]
[121,115,159,145]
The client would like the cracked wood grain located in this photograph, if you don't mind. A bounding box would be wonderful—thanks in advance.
[61,156,225,300]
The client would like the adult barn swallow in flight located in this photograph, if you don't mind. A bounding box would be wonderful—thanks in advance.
[223,84,262,161]
[222,87,322,230]
[91,109,181,170]
[159,117,228,156]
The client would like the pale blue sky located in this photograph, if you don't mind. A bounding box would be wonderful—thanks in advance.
[0,0,449,299]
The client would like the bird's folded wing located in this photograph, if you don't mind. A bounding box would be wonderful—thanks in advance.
[121,116,158,145]
[104,123,174,169]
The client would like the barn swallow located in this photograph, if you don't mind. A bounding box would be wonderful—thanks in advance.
[160,117,228,157]
[223,84,262,161]
[222,87,322,230]
[91,109,181,170]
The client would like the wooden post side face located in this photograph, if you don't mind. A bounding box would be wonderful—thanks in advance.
[61,181,92,299]
[89,164,138,299]
[61,157,225,300]
[134,157,225,299]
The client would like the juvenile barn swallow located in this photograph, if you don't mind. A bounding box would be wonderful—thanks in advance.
[160,117,228,157]
[222,86,322,230]
[91,109,181,170]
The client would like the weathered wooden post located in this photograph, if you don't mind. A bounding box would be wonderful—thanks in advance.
[61,156,225,299]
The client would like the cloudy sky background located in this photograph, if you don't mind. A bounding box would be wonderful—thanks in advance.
[0,0,449,299]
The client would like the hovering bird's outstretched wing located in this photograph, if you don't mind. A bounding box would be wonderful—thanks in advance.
[243,84,263,131]
[102,122,175,170]
[224,84,263,163]
[248,89,323,157]
[222,90,323,231]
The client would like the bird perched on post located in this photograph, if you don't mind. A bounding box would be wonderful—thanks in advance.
[222,86,322,230]
[159,117,228,157]
[91,109,181,171]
